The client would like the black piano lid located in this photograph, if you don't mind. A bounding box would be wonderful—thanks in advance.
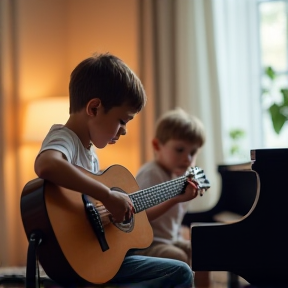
[251,148,288,161]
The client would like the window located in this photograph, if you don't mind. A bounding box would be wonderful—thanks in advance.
[214,0,288,163]
[259,0,288,148]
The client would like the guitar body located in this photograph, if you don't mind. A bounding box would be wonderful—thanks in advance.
[20,165,153,286]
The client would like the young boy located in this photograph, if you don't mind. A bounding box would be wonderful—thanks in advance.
[134,108,209,286]
[34,53,198,288]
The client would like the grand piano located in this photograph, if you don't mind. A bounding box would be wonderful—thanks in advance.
[191,148,288,287]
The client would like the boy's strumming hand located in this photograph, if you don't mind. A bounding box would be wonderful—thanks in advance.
[104,190,135,223]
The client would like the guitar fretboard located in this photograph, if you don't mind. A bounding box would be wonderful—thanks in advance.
[129,176,187,213]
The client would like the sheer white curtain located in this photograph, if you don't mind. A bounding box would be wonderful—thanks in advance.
[213,0,262,161]
[139,0,262,211]
[139,0,224,211]
[175,0,225,210]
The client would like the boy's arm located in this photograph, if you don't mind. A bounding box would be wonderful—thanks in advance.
[146,198,180,221]
[35,149,134,223]
[146,180,198,222]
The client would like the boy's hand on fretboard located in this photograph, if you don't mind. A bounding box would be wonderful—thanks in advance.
[175,179,198,203]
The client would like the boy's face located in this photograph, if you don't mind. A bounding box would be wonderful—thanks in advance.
[88,103,137,149]
[154,138,200,177]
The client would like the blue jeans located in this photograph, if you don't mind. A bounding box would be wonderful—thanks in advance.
[108,255,193,288]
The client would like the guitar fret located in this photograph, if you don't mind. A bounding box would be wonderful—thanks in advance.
[130,176,187,213]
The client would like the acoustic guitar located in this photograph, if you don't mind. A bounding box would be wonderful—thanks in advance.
[20,165,210,286]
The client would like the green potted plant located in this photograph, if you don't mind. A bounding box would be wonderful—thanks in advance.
[227,128,249,162]
[263,66,288,134]
[229,128,246,156]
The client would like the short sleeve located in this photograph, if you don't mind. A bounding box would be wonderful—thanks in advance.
[38,126,75,163]
[136,162,170,190]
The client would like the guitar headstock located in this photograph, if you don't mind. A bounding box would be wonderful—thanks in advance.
[185,166,211,196]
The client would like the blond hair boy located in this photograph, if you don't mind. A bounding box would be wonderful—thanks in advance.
[135,107,207,285]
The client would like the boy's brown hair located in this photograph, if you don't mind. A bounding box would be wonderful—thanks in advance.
[155,108,205,147]
[69,53,146,113]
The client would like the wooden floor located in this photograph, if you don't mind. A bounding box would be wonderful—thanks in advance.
[0,267,249,288]
[209,272,249,288]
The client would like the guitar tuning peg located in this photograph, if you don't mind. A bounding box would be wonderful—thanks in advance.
[199,189,205,197]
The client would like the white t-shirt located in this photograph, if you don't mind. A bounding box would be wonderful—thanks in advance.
[38,124,99,173]
[136,161,188,244]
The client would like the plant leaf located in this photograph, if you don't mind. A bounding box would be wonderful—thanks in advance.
[230,145,240,155]
[262,88,270,96]
[265,66,276,80]
[269,104,287,134]
[229,129,245,140]
[281,89,288,106]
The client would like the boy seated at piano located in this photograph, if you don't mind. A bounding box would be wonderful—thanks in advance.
[134,107,210,287]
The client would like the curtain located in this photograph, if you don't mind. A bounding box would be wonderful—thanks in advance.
[0,0,260,267]
[213,0,261,161]
[138,0,224,211]
[0,0,24,266]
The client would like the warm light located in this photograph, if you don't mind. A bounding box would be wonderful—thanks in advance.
[22,97,69,142]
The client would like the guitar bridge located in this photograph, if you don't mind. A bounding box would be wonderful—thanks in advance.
[82,194,109,252]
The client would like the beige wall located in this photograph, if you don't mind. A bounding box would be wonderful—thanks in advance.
[18,0,141,176]
[66,0,142,173]
[2,0,141,266]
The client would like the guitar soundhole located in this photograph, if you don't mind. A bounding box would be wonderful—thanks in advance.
[110,187,135,233]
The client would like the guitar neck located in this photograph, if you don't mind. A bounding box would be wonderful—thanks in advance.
[129,176,187,213]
